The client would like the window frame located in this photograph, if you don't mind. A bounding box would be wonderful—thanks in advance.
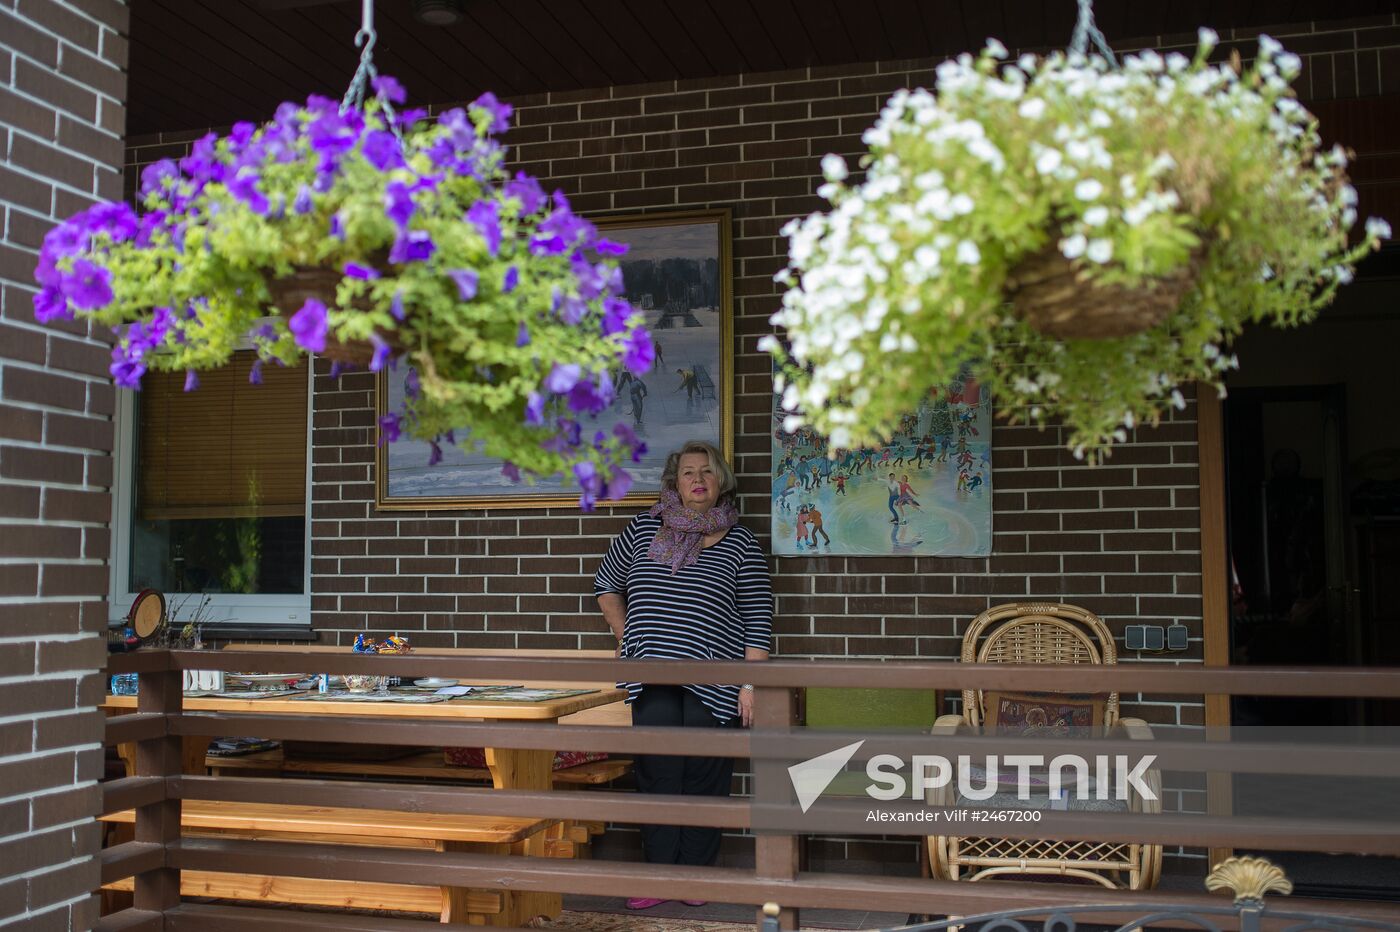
[108,359,314,629]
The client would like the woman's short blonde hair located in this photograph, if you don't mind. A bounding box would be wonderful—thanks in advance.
[661,440,737,505]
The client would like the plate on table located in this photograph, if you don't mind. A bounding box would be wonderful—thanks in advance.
[413,677,458,688]
[228,673,305,688]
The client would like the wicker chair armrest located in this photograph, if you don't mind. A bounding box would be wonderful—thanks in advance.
[1119,716,1154,740]
[932,714,965,735]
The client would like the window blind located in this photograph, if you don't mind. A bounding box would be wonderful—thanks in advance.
[137,352,308,520]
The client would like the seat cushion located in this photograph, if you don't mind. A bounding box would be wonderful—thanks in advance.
[983,691,1106,733]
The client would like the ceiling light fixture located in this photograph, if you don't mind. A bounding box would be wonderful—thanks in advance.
[412,0,464,26]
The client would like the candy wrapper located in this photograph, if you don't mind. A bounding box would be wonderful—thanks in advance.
[352,634,379,653]
[381,635,412,654]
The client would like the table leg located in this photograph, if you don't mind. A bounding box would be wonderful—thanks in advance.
[483,744,562,920]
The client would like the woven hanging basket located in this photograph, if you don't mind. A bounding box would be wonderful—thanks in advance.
[1006,245,1203,340]
[266,264,402,365]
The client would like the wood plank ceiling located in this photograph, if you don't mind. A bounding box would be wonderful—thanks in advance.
[127,0,1393,136]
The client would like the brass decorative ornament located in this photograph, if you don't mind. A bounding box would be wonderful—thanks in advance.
[1205,855,1293,904]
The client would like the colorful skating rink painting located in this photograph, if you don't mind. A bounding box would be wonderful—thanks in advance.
[771,374,992,557]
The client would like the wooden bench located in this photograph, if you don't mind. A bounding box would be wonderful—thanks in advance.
[101,799,559,925]
[207,749,633,785]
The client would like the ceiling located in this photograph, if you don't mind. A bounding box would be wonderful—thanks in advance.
[127,0,1394,136]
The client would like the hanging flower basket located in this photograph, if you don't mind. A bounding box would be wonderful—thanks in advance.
[766,29,1390,460]
[31,73,654,507]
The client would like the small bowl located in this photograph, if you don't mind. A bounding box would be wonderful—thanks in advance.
[414,677,458,688]
[344,674,386,693]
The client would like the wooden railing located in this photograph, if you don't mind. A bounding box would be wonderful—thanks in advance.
[96,648,1400,931]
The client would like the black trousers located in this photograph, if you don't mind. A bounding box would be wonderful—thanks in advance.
[631,684,736,866]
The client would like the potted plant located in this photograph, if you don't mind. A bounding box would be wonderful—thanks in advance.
[33,79,652,508]
[765,30,1390,460]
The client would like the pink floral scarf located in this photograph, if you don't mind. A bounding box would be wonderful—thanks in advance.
[647,490,739,574]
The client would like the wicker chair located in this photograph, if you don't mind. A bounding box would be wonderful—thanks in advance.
[927,602,1163,890]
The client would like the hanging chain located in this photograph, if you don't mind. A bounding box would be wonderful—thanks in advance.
[339,0,404,139]
[1068,0,1117,65]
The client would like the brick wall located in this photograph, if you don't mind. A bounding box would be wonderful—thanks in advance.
[117,14,1400,875]
[0,0,127,927]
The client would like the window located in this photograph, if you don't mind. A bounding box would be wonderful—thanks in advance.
[112,351,312,626]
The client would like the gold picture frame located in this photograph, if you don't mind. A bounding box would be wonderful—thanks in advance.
[374,207,734,510]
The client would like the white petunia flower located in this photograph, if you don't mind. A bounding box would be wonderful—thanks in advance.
[1060,234,1087,259]
[1086,238,1113,263]
[1074,178,1103,200]
[1035,148,1063,174]
[949,193,974,215]
[1366,217,1393,240]
[985,37,1008,59]
[1198,27,1219,52]
[956,240,981,265]
[1083,206,1109,227]
[821,153,849,181]
[1018,98,1046,119]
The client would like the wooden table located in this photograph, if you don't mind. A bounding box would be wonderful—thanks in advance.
[102,686,626,793]
[102,685,625,924]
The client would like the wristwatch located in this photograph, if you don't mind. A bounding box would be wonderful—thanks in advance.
[741,684,754,691]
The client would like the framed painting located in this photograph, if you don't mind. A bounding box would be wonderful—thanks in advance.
[375,208,733,510]
[770,366,993,556]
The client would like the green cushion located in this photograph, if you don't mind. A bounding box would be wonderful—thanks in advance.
[804,687,939,729]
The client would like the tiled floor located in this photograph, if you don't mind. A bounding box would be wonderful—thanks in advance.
[563,895,912,930]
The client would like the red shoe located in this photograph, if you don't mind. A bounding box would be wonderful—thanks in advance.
[682,900,707,907]
[626,898,667,910]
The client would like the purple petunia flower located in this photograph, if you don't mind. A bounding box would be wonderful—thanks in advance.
[61,259,114,310]
[595,238,628,257]
[404,367,421,399]
[621,326,655,375]
[543,362,581,394]
[557,294,587,325]
[369,334,391,372]
[504,172,545,215]
[293,185,314,215]
[389,230,435,263]
[524,391,545,426]
[438,108,475,149]
[605,467,632,501]
[470,91,513,134]
[467,200,501,257]
[501,462,521,483]
[391,290,405,321]
[502,265,519,294]
[397,107,428,128]
[372,75,407,105]
[344,262,380,280]
[378,412,402,445]
[140,159,179,198]
[529,233,567,257]
[308,109,359,156]
[329,211,346,240]
[228,167,270,215]
[567,374,614,414]
[87,202,139,240]
[516,321,530,347]
[448,269,479,301]
[573,459,603,512]
[601,297,632,336]
[109,350,145,389]
[428,440,443,466]
[32,286,68,323]
[384,180,415,230]
[362,130,404,171]
[183,370,199,392]
[248,359,263,385]
[289,298,328,353]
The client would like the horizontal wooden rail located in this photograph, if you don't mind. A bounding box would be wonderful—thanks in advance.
[100,841,164,885]
[173,774,748,828]
[161,902,505,931]
[105,712,165,745]
[169,774,1400,855]
[102,776,165,816]
[191,650,1400,697]
[168,712,1400,778]
[93,908,162,932]
[108,651,172,674]
[170,836,1400,925]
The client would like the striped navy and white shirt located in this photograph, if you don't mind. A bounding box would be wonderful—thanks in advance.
[593,512,774,722]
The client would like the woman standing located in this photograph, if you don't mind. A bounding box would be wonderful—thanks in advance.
[594,440,773,910]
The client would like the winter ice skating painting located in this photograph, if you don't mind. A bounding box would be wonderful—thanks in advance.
[376,209,732,509]
[771,368,992,557]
